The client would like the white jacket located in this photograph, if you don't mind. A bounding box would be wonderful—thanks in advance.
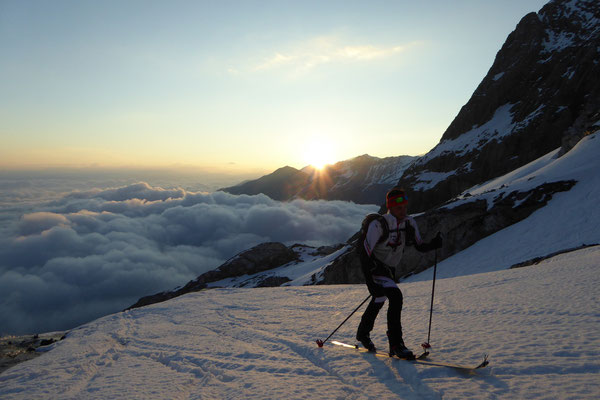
[363,213,423,268]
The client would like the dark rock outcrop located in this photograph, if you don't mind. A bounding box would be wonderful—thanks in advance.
[129,242,299,309]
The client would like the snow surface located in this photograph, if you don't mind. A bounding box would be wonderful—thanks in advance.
[418,103,516,165]
[1,246,598,399]
[492,72,505,81]
[407,132,600,281]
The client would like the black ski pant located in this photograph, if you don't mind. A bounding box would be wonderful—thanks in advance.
[357,286,404,347]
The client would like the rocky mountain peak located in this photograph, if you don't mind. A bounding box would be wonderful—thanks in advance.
[399,0,600,213]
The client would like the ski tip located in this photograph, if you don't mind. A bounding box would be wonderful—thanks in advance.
[316,339,324,348]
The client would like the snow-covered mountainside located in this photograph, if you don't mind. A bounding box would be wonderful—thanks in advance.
[130,129,600,302]
[220,154,416,205]
[1,246,598,399]
[400,0,600,213]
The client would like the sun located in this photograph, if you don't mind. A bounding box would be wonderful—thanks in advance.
[304,139,336,170]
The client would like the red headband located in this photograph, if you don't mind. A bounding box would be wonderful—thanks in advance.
[387,194,408,209]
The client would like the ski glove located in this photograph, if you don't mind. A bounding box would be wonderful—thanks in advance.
[430,232,443,249]
[415,232,443,252]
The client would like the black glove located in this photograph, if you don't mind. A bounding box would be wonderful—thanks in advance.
[415,232,443,252]
[430,232,443,249]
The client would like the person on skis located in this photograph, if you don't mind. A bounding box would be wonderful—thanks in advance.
[356,187,442,359]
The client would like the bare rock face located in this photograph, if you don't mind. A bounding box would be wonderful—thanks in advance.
[128,242,299,309]
[195,242,299,283]
[398,0,600,213]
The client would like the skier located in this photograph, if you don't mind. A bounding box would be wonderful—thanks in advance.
[356,187,442,359]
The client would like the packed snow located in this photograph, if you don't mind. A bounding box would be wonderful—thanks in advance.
[1,245,598,399]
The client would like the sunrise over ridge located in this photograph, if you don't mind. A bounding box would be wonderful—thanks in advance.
[0,0,548,172]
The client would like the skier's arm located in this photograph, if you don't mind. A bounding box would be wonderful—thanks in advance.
[360,221,385,297]
[363,220,383,257]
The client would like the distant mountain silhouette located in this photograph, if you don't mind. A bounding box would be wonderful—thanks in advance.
[220,154,415,205]
[221,166,311,201]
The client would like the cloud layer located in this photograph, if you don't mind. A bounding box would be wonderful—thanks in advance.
[0,182,377,334]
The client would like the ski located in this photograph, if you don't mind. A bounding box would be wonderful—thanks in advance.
[329,340,489,371]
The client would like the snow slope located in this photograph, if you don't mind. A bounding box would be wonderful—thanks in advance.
[406,131,600,282]
[1,246,599,399]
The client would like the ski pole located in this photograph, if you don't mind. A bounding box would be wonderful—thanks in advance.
[422,249,438,351]
[316,294,371,347]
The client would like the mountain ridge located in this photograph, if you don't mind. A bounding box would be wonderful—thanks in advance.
[220,153,416,205]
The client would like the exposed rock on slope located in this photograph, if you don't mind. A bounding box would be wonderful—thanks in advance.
[129,242,299,309]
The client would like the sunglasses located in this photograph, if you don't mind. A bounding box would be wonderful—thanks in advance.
[387,194,408,208]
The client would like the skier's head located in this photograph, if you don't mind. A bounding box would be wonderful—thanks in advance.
[386,187,408,219]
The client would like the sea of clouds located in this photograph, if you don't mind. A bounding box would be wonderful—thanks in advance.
[0,175,378,335]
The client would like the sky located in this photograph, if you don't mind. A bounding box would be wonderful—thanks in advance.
[0,0,550,173]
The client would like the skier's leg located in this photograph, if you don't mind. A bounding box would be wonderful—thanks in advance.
[356,297,385,351]
[384,286,415,359]
[385,286,403,343]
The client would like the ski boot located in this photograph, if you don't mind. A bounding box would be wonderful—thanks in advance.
[389,338,415,360]
[356,333,376,352]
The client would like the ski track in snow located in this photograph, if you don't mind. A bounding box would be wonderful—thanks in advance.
[1,248,599,399]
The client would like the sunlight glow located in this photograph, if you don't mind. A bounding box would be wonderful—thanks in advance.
[303,138,337,170]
